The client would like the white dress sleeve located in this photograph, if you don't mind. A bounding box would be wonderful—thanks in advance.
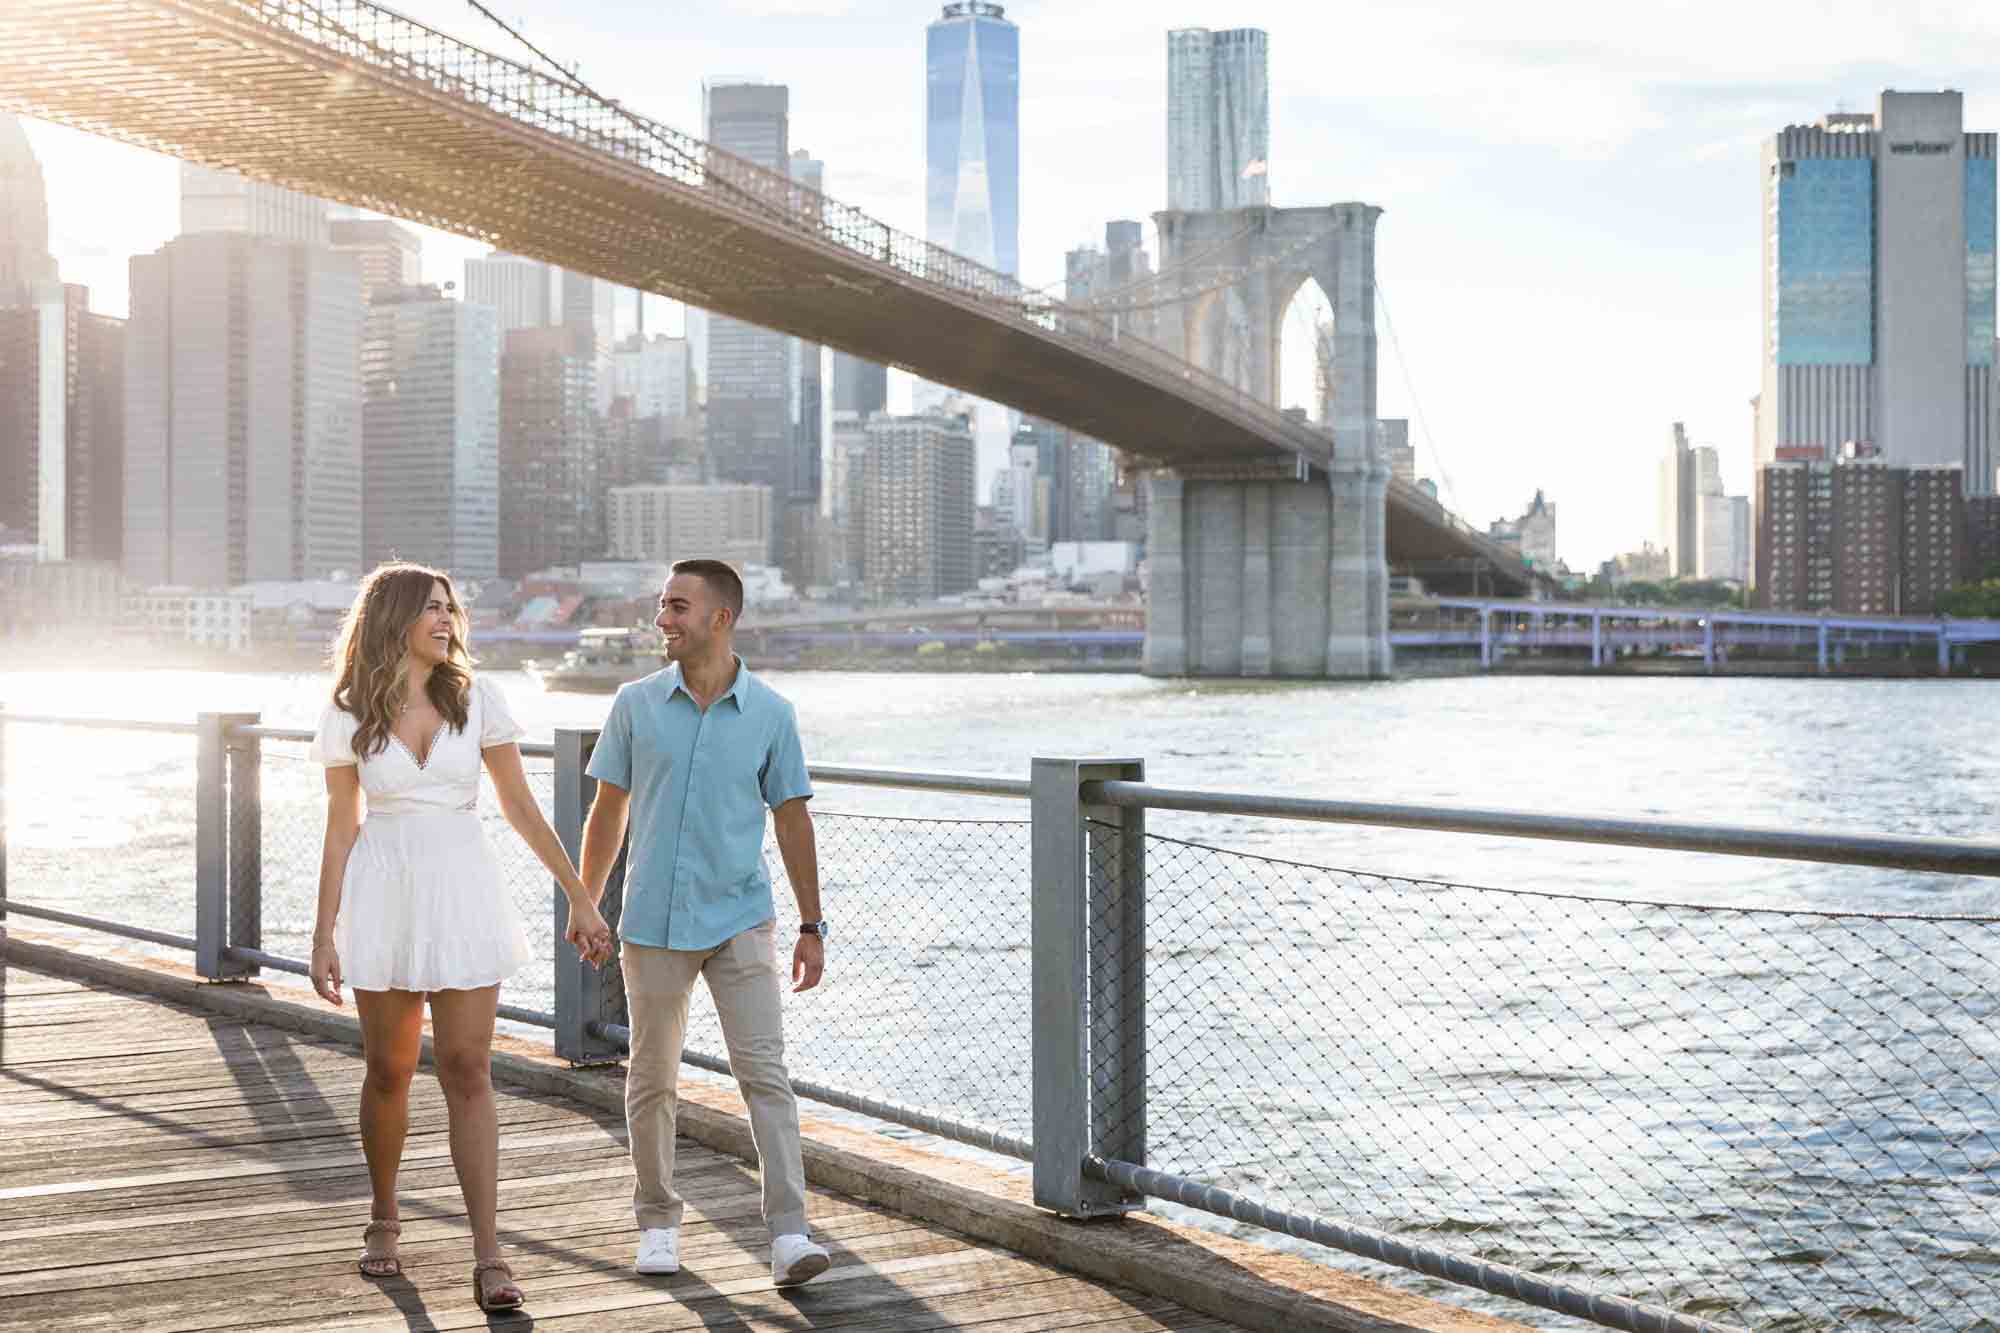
[477,676,526,748]
[310,701,360,767]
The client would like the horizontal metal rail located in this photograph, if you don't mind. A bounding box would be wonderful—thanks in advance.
[1087,1157,1742,1333]
[0,713,201,734]
[234,724,557,760]
[1084,781,2000,879]
[232,726,1016,792]
[217,945,554,1026]
[589,1022,1032,1161]
[0,898,200,951]
[807,765,1031,799]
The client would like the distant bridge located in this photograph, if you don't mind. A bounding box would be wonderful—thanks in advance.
[0,0,1535,605]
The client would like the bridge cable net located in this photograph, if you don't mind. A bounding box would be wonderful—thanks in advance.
[1096,822,2000,1331]
[1375,278,1464,516]
[290,0,1323,448]
[237,0,1275,424]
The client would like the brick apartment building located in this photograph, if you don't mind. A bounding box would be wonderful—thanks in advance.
[1757,461,1966,615]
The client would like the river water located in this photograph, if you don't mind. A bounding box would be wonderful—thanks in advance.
[4,665,1998,1329]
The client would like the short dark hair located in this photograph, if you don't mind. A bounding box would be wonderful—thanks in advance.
[669,558,745,625]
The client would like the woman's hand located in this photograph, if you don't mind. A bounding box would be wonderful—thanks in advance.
[565,901,615,968]
[311,941,344,1006]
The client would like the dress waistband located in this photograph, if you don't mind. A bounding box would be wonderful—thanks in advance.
[365,797,479,821]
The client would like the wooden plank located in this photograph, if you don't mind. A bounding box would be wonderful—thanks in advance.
[0,962,1253,1333]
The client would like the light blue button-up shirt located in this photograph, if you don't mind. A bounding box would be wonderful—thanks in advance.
[586,658,813,950]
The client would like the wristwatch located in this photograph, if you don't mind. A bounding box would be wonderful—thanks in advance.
[800,920,829,940]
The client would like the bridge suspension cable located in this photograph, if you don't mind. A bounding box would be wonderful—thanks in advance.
[1375,279,1463,514]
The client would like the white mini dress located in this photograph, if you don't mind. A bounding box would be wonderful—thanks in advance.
[311,675,533,993]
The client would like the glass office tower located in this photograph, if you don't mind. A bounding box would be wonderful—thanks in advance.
[1758,91,1999,491]
[925,2,1019,278]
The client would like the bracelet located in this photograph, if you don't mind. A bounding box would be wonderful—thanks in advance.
[311,937,335,949]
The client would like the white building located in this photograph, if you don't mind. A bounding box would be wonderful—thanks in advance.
[1166,28,1269,212]
[1697,494,1753,585]
[613,334,696,420]
[605,483,772,574]
[126,586,253,652]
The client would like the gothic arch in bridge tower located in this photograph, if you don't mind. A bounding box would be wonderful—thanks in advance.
[1152,204,1380,445]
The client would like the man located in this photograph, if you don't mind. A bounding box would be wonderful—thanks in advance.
[578,557,831,1286]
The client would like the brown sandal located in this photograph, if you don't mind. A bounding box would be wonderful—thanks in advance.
[358,1218,402,1278]
[473,1257,524,1312]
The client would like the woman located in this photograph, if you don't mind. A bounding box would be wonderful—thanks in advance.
[308,562,613,1313]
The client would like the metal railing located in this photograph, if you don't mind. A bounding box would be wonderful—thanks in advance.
[5,705,2000,1332]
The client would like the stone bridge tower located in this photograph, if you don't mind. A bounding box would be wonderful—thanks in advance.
[1141,203,1390,679]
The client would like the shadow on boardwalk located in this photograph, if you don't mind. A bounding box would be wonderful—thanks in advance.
[0,955,1237,1331]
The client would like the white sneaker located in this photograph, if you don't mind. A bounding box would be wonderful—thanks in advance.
[770,1232,830,1286]
[635,1226,680,1275]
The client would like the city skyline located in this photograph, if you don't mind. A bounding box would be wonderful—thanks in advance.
[18,1,2000,567]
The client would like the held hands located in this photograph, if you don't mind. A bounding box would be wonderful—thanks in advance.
[791,933,824,993]
[310,941,344,1007]
[565,901,615,968]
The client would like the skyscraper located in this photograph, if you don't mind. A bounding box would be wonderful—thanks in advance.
[832,352,888,418]
[703,80,794,566]
[329,218,422,304]
[361,287,500,580]
[1757,91,1998,490]
[1167,28,1269,213]
[179,163,328,245]
[924,4,1020,493]
[464,252,561,333]
[498,323,599,578]
[0,286,124,564]
[125,232,362,585]
[926,3,1020,278]
[0,114,56,307]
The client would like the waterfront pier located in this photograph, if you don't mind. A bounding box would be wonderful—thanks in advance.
[4,937,1511,1331]
[7,709,2000,1329]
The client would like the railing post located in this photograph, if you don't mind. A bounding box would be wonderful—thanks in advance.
[196,712,259,981]
[1032,756,1147,1219]
[554,728,625,1064]
[227,716,262,978]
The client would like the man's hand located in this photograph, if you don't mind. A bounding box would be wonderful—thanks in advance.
[565,901,615,967]
[791,933,824,992]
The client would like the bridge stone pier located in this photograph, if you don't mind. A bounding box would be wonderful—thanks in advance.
[1142,203,1391,679]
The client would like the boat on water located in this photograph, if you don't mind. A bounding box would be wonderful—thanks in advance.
[522,627,664,693]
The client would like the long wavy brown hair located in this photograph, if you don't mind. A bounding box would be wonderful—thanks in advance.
[329,562,474,759]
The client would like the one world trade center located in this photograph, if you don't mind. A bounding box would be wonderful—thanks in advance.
[923,2,1019,489]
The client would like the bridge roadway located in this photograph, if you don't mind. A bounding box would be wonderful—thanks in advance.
[0,0,1533,595]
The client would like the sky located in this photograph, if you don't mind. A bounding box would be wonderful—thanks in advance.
[20,0,2000,568]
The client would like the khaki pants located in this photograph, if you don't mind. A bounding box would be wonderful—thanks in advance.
[620,923,807,1237]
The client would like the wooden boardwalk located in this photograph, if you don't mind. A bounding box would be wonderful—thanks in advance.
[0,963,1236,1332]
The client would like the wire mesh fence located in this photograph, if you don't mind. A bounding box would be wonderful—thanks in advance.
[1104,823,2000,1331]
[1,724,201,946]
[257,742,560,1021]
[654,811,1037,1147]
